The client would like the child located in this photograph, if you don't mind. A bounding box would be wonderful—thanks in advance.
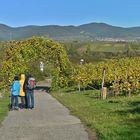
[19,74,26,109]
[10,76,20,110]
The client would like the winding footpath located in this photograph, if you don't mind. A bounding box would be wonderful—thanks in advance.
[0,87,89,140]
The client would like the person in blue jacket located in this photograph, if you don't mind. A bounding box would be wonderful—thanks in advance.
[11,75,20,110]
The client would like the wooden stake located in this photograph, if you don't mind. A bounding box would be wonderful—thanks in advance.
[101,68,107,99]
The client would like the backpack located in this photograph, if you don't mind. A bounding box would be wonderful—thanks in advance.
[28,77,35,90]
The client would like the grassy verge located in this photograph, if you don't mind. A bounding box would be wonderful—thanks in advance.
[0,96,9,125]
[52,89,140,140]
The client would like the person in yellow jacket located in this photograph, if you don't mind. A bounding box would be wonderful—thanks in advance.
[19,74,26,109]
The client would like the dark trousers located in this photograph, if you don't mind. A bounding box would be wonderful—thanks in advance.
[20,96,25,108]
[11,95,18,108]
[26,90,34,108]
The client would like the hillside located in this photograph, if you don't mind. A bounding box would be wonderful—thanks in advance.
[1,22,140,41]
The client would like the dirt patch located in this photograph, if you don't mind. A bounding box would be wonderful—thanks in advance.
[85,126,98,140]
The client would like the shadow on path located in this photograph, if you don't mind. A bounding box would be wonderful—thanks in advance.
[35,86,50,93]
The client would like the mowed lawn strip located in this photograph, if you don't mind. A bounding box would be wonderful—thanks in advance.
[52,89,140,140]
[0,97,9,125]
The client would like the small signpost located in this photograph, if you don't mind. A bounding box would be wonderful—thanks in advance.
[40,61,44,72]
[80,59,84,65]
[78,59,84,91]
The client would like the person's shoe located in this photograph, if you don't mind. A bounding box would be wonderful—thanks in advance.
[15,107,19,111]
[10,108,14,111]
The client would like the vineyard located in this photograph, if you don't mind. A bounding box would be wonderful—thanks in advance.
[0,37,140,96]
[71,57,140,96]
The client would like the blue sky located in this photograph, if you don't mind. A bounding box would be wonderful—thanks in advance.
[0,0,140,27]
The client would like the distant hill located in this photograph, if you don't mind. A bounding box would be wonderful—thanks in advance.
[1,22,140,41]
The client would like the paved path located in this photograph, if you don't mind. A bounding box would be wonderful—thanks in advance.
[0,88,89,140]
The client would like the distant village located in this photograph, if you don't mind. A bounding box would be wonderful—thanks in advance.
[95,37,138,42]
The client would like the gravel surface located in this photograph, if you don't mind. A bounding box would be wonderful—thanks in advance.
[0,89,89,140]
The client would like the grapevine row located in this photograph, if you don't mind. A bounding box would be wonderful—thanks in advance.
[71,57,140,95]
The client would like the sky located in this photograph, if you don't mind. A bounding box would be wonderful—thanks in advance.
[0,0,140,27]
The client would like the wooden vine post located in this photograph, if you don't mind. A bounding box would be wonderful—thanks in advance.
[101,67,107,99]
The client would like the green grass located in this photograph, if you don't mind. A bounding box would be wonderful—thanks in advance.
[90,43,126,52]
[0,97,9,125]
[78,42,127,53]
[52,89,140,140]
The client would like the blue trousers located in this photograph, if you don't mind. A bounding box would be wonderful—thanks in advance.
[26,90,34,108]
[11,95,18,108]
